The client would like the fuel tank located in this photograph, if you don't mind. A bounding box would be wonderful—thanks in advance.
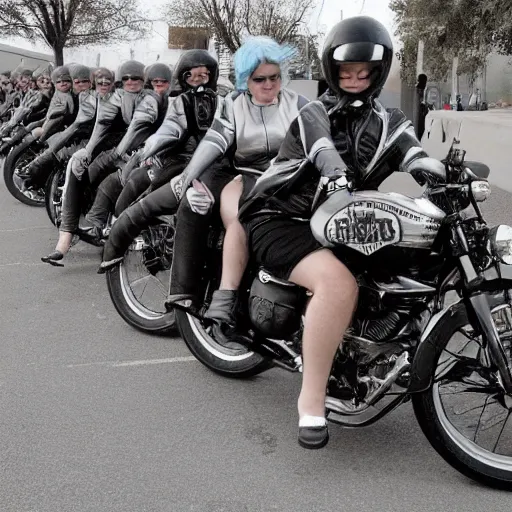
[311,190,446,256]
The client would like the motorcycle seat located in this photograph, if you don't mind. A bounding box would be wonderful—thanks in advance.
[465,161,490,179]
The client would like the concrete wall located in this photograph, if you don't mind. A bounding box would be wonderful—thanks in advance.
[0,43,53,72]
[421,110,512,193]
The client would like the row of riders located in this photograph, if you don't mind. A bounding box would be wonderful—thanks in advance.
[1,17,434,449]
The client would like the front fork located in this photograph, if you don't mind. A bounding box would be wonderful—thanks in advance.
[455,224,512,393]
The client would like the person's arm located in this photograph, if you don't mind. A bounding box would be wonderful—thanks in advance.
[45,90,97,153]
[114,92,161,158]
[38,91,75,142]
[171,94,235,199]
[83,90,122,158]
[139,95,189,160]
[385,109,446,184]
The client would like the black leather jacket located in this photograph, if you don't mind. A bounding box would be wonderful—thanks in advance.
[240,97,429,221]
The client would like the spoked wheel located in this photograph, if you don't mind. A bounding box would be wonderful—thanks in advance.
[413,302,512,489]
[106,219,177,335]
[3,138,45,207]
[45,166,66,226]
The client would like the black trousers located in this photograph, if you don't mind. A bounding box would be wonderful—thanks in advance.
[103,167,235,299]
[60,149,118,233]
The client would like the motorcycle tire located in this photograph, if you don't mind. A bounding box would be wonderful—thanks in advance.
[105,222,178,336]
[45,166,66,227]
[175,309,272,379]
[412,301,512,490]
[3,138,45,207]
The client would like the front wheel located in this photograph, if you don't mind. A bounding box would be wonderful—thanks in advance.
[105,220,177,335]
[413,302,512,489]
[3,138,45,207]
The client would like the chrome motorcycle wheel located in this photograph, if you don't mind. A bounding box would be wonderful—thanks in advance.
[413,303,512,489]
[106,222,177,335]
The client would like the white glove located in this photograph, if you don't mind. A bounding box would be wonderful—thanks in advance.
[186,179,214,215]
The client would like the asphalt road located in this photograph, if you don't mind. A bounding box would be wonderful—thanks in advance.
[1,172,511,511]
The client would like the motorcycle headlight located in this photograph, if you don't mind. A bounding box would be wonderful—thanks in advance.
[490,225,512,264]
[471,180,491,202]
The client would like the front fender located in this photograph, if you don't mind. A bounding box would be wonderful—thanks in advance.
[409,292,508,393]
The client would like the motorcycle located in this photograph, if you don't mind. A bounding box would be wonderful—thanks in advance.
[167,138,512,488]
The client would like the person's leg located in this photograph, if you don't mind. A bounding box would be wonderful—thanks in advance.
[204,177,247,326]
[99,181,179,270]
[41,159,88,266]
[115,168,152,216]
[166,168,234,309]
[288,249,358,448]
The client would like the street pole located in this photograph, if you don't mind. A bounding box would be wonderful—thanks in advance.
[451,56,459,109]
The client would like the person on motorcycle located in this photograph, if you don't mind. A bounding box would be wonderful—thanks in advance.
[41,60,168,266]
[12,65,85,196]
[84,51,219,246]
[0,65,54,145]
[234,16,435,449]
[76,62,174,244]
[18,67,113,194]
[98,36,307,320]
[0,71,12,104]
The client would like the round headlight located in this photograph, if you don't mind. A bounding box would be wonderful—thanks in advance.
[490,225,512,264]
[471,180,491,202]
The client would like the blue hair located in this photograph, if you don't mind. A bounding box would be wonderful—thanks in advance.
[233,36,297,91]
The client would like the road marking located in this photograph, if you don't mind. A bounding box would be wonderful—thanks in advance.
[0,262,46,268]
[66,356,197,368]
[0,225,52,233]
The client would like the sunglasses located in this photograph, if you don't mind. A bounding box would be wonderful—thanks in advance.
[151,79,169,85]
[122,76,143,82]
[96,79,112,86]
[251,74,281,84]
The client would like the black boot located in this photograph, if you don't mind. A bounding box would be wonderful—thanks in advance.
[204,290,238,328]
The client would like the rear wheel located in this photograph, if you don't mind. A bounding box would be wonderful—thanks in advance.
[413,302,512,489]
[105,220,177,335]
[3,138,45,207]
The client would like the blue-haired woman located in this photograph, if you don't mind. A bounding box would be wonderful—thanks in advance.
[101,36,308,319]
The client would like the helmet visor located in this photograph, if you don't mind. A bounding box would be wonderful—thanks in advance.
[333,42,384,63]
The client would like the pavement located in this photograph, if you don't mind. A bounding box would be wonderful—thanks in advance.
[1,172,512,511]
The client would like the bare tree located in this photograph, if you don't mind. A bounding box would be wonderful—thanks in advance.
[0,0,150,65]
[165,0,316,54]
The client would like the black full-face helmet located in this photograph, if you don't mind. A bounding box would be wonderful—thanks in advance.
[172,49,219,94]
[321,16,393,104]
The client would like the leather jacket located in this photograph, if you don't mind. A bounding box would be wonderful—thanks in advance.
[240,98,429,221]
[83,88,165,162]
[174,88,309,194]
[46,89,99,153]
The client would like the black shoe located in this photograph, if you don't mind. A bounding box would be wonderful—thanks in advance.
[210,323,250,352]
[97,256,124,274]
[298,425,329,450]
[204,290,238,327]
[164,294,199,316]
[77,225,104,247]
[41,250,64,267]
